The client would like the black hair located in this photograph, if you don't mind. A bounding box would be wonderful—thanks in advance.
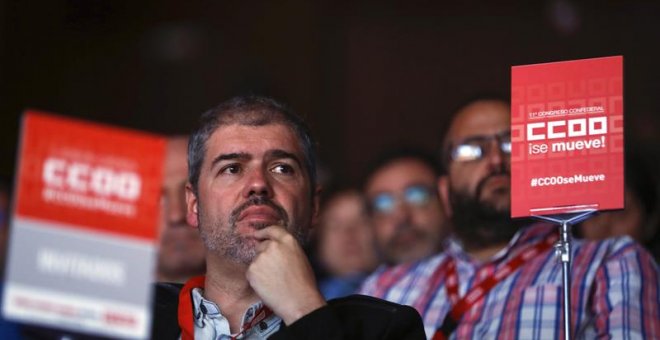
[361,146,442,191]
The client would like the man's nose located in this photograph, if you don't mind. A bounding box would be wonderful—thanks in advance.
[242,168,273,198]
[389,201,413,225]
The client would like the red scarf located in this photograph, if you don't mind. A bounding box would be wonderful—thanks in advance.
[179,275,206,340]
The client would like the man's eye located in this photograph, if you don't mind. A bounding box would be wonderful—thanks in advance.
[221,164,241,174]
[271,164,294,175]
[452,144,483,162]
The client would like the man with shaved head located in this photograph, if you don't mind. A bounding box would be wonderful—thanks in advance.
[360,96,660,339]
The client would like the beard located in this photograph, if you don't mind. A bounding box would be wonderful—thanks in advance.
[449,171,531,250]
[198,196,305,265]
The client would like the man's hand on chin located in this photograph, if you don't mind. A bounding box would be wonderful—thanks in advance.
[246,225,327,325]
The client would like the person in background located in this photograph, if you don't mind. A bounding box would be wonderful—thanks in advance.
[579,149,660,260]
[0,178,12,278]
[0,177,22,339]
[150,95,425,339]
[363,148,448,266]
[314,189,378,299]
[157,136,206,283]
[360,96,660,338]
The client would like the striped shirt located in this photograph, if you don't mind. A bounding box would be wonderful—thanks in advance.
[359,223,660,339]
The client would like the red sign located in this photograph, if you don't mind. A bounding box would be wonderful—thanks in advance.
[511,56,624,217]
[15,111,166,240]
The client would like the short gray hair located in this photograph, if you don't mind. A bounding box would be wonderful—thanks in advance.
[188,95,318,194]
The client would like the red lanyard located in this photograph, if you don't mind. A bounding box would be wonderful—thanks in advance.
[432,233,558,340]
[179,275,274,340]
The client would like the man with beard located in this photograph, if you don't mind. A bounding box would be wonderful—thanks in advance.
[151,96,425,340]
[359,97,660,339]
[362,149,448,265]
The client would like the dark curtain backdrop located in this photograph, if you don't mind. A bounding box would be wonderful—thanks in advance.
[2,0,659,187]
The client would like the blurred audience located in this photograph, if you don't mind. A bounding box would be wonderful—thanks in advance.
[0,177,22,339]
[363,148,448,266]
[157,136,206,283]
[579,150,660,260]
[360,97,660,338]
[0,178,11,278]
[314,189,378,299]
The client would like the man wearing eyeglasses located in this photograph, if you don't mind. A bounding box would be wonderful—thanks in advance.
[437,99,521,259]
[362,149,448,266]
[360,97,660,339]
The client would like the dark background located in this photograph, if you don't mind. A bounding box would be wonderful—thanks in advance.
[2,0,659,186]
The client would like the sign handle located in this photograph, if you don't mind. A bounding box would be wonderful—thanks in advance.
[532,209,597,340]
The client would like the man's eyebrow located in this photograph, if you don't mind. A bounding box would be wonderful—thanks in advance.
[456,129,511,144]
[266,149,303,167]
[210,152,250,168]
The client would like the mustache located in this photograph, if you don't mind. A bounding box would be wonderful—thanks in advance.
[389,222,425,245]
[228,196,289,229]
[475,169,510,199]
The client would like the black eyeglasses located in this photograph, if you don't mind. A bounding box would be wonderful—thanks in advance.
[448,130,511,163]
[369,185,435,214]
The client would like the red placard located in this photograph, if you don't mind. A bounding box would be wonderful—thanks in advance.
[15,111,166,240]
[511,56,624,217]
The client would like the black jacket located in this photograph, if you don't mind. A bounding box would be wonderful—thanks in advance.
[151,282,426,340]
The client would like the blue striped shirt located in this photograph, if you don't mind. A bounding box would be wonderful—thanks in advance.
[359,223,660,339]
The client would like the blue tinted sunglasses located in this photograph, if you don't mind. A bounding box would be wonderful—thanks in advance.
[370,185,435,214]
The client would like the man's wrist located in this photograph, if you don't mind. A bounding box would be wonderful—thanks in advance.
[280,292,327,325]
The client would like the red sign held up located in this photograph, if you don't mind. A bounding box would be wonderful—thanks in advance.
[510,56,624,218]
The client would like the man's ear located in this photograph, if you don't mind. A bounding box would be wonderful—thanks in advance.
[310,184,322,228]
[185,183,200,228]
[438,175,453,218]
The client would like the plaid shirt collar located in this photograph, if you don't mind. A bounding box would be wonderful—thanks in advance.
[445,222,555,265]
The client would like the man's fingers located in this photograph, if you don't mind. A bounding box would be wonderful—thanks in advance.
[254,238,270,253]
[253,224,288,241]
